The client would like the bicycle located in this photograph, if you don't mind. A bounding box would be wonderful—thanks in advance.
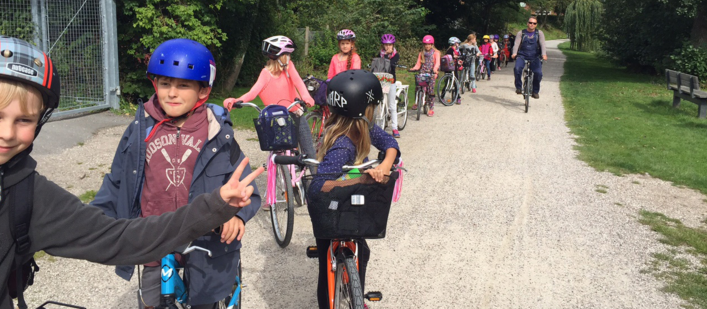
[302,75,330,153]
[233,100,309,248]
[409,70,435,120]
[460,54,476,93]
[372,70,409,131]
[475,57,487,81]
[499,51,508,68]
[273,154,402,309]
[436,69,460,106]
[148,244,242,309]
[519,57,543,113]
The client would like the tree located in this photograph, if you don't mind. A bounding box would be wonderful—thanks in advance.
[564,0,602,51]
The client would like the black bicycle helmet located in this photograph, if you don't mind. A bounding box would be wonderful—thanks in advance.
[0,36,61,132]
[326,69,382,119]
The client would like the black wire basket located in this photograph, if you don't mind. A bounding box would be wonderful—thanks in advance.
[303,171,399,239]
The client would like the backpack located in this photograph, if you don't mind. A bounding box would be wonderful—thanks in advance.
[253,105,298,151]
[7,172,40,309]
[370,57,392,74]
[440,54,455,72]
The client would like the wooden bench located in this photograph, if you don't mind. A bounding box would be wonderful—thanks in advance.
[666,69,707,118]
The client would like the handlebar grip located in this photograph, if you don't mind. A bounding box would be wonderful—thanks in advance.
[234,101,244,109]
[296,98,308,113]
[274,155,303,166]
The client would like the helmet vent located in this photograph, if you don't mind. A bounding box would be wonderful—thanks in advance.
[1,50,12,58]
[173,60,179,66]
[159,59,165,64]
[188,64,194,69]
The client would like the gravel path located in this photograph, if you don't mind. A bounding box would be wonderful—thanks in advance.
[24,40,707,308]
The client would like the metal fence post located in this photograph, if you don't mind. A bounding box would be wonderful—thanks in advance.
[100,0,120,110]
[304,26,309,56]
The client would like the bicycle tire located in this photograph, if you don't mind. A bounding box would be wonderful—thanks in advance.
[459,71,466,95]
[305,112,323,153]
[373,100,386,130]
[334,256,365,309]
[271,164,294,248]
[437,75,457,106]
[523,74,530,113]
[397,88,409,130]
[526,73,533,113]
[415,89,424,121]
[217,262,242,309]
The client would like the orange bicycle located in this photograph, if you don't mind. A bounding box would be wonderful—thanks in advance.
[274,154,402,309]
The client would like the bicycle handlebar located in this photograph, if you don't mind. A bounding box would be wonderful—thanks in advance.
[234,98,307,114]
[173,242,213,257]
[273,153,400,171]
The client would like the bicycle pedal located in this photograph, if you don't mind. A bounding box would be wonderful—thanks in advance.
[364,291,383,302]
[306,246,318,258]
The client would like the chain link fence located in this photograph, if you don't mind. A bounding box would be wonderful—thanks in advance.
[0,0,119,118]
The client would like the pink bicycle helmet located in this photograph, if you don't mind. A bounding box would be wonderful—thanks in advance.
[262,35,296,60]
[422,35,434,44]
[337,29,356,41]
[381,34,396,44]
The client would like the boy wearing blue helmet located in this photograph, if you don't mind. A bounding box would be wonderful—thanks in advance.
[91,38,261,308]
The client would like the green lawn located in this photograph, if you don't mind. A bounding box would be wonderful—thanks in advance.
[559,41,707,194]
[209,87,264,130]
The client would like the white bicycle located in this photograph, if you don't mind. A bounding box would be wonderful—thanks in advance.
[372,72,409,131]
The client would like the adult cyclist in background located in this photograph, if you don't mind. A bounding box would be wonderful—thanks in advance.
[512,17,547,99]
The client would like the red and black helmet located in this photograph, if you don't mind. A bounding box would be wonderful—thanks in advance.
[0,36,61,130]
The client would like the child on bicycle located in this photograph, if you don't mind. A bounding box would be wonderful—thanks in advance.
[328,29,361,79]
[224,35,317,180]
[460,34,482,93]
[0,36,261,309]
[309,69,400,309]
[490,35,500,72]
[409,35,440,116]
[91,38,262,309]
[445,36,463,104]
[379,34,402,138]
[480,35,494,80]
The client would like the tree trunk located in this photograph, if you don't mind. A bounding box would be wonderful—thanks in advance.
[220,1,260,93]
[691,1,707,47]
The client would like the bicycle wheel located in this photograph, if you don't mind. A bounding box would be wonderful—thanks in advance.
[397,88,409,130]
[525,73,533,113]
[305,111,323,153]
[271,164,294,248]
[373,97,386,130]
[437,75,456,106]
[334,256,365,309]
[459,71,466,95]
[415,89,424,121]
[217,262,242,309]
[523,75,530,113]
[475,64,481,81]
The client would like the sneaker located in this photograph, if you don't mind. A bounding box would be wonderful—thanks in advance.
[456,99,461,105]
[488,75,491,80]
[261,204,271,211]
[472,88,476,93]
[411,104,418,110]
[392,130,400,138]
[516,88,522,95]
[532,93,540,99]
[427,110,434,117]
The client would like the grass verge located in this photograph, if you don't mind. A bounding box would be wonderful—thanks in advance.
[640,210,707,308]
[558,41,707,194]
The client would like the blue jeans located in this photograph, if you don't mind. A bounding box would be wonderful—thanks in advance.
[468,62,477,89]
[483,59,491,78]
[514,56,543,93]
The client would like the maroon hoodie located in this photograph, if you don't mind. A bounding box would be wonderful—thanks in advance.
[140,95,209,219]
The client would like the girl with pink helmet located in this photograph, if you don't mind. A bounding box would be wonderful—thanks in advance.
[409,35,440,117]
[328,29,361,79]
[224,36,317,194]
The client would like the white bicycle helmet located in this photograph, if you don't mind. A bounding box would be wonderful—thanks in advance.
[448,37,461,45]
[262,36,296,60]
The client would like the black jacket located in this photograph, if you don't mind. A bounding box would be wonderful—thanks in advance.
[0,149,240,309]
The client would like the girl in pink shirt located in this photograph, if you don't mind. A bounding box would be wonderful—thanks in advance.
[327,29,361,79]
[224,36,317,183]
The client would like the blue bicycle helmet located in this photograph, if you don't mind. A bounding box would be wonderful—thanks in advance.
[147,38,216,88]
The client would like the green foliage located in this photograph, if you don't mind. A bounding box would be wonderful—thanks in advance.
[79,190,97,203]
[669,42,707,83]
[601,0,696,72]
[564,0,602,51]
[0,0,34,42]
[559,42,707,195]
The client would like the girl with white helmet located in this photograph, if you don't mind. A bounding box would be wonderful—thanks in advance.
[224,36,317,191]
[328,29,361,79]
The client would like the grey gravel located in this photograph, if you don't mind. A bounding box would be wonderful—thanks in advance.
[22,40,707,308]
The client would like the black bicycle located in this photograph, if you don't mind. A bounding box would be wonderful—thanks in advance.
[520,57,543,113]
